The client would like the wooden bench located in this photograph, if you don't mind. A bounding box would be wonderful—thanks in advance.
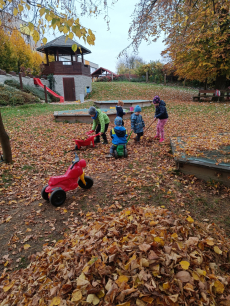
[193,90,216,102]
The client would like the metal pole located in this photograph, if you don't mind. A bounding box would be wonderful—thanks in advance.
[146,71,148,83]
[44,85,48,103]
[164,74,166,86]
[19,72,23,90]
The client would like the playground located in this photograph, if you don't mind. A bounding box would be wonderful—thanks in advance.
[0,82,230,274]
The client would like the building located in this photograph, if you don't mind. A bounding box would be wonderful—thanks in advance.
[0,11,41,49]
[37,35,93,101]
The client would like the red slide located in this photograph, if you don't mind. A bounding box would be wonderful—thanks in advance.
[33,78,64,103]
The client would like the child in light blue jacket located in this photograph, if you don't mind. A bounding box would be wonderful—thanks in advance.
[131,105,145,141]
[107,117,128,157]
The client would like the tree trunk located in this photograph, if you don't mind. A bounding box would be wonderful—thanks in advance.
[204,78,207,90]
[0,112,12,163]
[215,74,226,90]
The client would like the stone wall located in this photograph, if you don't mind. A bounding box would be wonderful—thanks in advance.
[0,74,49,87]
[54,75,92,101]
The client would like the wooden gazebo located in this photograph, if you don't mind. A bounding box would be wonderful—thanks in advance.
[91,67,118,80]
[37,35,92,76]
[36,35,92,101]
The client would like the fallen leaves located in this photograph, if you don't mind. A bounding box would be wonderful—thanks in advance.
[1,206,230,305]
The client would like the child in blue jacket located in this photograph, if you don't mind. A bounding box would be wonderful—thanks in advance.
[131,105,145,141]
[116,100,126,126]
[107,117,128,158]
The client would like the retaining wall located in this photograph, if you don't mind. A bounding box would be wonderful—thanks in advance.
[0,74,49,87]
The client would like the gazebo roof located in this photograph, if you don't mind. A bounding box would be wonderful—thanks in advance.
[36,35,91,55]
[91,67,118,77]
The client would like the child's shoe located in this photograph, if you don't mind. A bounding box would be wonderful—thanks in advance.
[159,138,164,142]
[102,140,108,144]
[106,154,113,158]
[94,139,100,144]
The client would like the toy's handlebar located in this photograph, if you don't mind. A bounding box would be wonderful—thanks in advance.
[86,130,94,135]
[70,153,80,169]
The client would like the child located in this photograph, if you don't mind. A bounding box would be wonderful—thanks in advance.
[88,106,110,144]
[131,105,145,142]
[116,100,126,126]
[107,116,128,158]
[152,95,168,142]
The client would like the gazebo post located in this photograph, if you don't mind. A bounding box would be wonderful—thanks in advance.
[75,52,78,62]
[71,53,73,62]
[45,50,49,65]
[81,54,84,63]
[56,49,59,62]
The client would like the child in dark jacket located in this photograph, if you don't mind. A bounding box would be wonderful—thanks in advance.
[131,105,145,142]
[116,100,126,126]
[152,95,168,142]
[107,117,128,158]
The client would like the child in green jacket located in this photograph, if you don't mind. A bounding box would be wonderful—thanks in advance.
[88,106,110,144]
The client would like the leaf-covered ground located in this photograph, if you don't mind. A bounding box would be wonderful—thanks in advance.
[0,82,230,287]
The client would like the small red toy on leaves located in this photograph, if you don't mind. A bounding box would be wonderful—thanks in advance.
[41,153,93,207]
[73,131,100,150]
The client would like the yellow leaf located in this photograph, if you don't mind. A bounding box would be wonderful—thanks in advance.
[86,294,100,305]
[214,280,225,294]
[26,3,30,10]
[168,294,178,303]
[116,302,130,306]
[63,26,69,34]
[154,237,164,246]
[32,30,40,43]
[163,282,170,290]
[97,289,105,299]
[13,8,18,16]
[18,4,23,12]
[50,297,62,306]
[171,233,178,239]
[196,268,206,276]
[63,209,68,213]
[42,37,47,45]
[142,297,154,303]
[69,32,74,40]
[72,43,77,52]
[45,14,52,22]
[115,275,129,286]
[6,216,12,222]
[192,271,200,281]
[180,261,190,270]
[24,244,31,250]
[3,282,14,292]
[214,246,222,255]
[71,289,82,302]
[39,7,45,16]
[205,237,214,246]
[186,216,194,223]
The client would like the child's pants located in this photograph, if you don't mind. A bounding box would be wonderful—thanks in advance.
[135,132,143,141]
[156,119,168,139]
[110,145,117,154]
[96,123,109,142]
[110,144,126,154]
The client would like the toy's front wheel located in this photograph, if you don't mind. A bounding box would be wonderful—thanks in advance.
[41,185,49,201]
[124,148,128,158]
[50,188,66,207]
[78,176,94,189]
[75,145,79,150]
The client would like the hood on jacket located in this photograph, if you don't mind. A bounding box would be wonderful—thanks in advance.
[159,100,166,106]
[114,126,126,137]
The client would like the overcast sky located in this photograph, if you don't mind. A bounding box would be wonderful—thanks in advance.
[47,0,165,73]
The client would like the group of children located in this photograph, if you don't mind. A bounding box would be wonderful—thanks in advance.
[88,95,168,157]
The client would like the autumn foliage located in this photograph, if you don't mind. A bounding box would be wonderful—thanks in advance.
[1,205,230,305]
[0,28,45,75]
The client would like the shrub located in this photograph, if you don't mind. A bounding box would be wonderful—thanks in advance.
[4,79,21,89]
[0,99,8,106]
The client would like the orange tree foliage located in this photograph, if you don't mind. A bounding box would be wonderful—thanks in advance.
[0,28,45,74]
[126,0,230,88]
[0,28,17,72]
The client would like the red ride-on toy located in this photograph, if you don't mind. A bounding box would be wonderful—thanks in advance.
[73,131,100,150]
[41,153,93,207]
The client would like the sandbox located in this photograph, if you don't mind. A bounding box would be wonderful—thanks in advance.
[94,100,152,109]
[54,108,133,123]
[170,135,230,186]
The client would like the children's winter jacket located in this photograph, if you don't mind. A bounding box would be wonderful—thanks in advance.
[155,100,168,119]
[116,106,126,118]
[131,113,145,133]
[92,109,110,133]
[110,126,127,145]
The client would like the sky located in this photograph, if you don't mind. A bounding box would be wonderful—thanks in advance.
[47,0,165,74]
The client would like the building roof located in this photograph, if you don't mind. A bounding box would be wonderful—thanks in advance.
[36,35,91,55]
[91,67,118,77]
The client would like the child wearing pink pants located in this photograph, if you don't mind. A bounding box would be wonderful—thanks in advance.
[152,96,168,142]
